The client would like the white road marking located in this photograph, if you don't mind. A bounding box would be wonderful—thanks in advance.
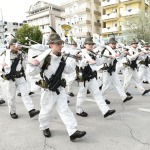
[138,108,150,113]
[85,98,96,102]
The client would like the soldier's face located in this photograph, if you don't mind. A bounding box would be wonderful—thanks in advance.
[131,43,138,48]
[109,43,116,49]
[50,43,63,53]
[144,46,149,50]
[10,44,19,52]
[84,44,94,51]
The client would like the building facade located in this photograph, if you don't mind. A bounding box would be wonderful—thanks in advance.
[26,1,64,37]
[0,21,27,43]
[101,0,150,37]
[61,0,101,38]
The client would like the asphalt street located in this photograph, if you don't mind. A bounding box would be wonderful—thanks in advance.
[0,79,150,150]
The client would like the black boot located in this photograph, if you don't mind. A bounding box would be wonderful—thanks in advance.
[87,90,90,94]
[143,81,149,84]
[76,111,88,117]
[17,93,21,97]
[142,89,150,96]
[70,130,86,141]
[123,96,133,103]
[99,85,103,90]
[10,113,18,119]
[68,92,74,97]
[105,99,111,104]
[0,99,5,105]
[126,92,131,96]
[29,109,40,118]
[29,92,35,95]
[43,128,51,138]
[104,110,116,118]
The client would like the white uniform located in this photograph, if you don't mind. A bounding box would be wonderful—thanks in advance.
[0,49,35,114]
[76,49,110,115]
[100,46,128,101]
[123,47,145,94]
[138,51,150,83]
[63,47,80,94]
[29,51,78,136]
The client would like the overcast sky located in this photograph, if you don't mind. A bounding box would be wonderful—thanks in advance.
[0,0,63,22]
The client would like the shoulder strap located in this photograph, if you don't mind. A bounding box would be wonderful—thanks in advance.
[40,54,51,78]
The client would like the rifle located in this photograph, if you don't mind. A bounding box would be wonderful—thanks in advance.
[107,59,118,75]
[44,54,69,95]
[1,53,21,81]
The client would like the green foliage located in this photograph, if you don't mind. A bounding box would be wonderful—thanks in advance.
[123,11,150,44]
[15,24,42,45]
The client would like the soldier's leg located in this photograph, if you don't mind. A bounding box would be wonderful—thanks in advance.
[76,82,88,114]
[89,78,110,115]
[132,70,145,94]
[39,89,56,130]
[123,68,133,92]
[7,80,17,114]
[138,65,145,83]
[101,71,112,100]
[112,72,127,101]
[56,88,77,136]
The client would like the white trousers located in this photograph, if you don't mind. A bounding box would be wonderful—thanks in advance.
[101,71,127,101]
[138,65,150,83]
[7,77,34,114]
[123,68,145,94]
[39,87,77,136]
[76,78,110,115]
[66,71,76,93]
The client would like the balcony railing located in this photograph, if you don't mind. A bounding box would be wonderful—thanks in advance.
[120,0,141,3]
[102,27,118,33]
[102,13,117,20]
[121,9,139,16]
[77,20,91,25]
[102,0,117,7]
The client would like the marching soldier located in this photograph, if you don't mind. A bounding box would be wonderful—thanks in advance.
[28,33,86,141]
[100,38,133,103]
[65,40,80,97]
[0,39,40,119]
[138,42,150,84]
[123,39,150,96]
[75,36,116,118]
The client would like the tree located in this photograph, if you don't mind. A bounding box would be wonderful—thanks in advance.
[122,11,150,44]
[15,24,42,45]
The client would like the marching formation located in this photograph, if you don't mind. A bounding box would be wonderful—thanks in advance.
[0,31,150,142]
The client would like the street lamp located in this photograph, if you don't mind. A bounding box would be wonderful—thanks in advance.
[0,8,5,44]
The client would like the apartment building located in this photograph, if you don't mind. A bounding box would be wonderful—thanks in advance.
[61,0,101,38]
[101,0,150,37]
[26,1,65,36]
[0,20,27,41]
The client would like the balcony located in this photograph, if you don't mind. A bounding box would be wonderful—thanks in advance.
[61,12,72,18]
[94,22,101,26]
[102,13,117,20]
[76,7,91,14]
[102,27,118,33]
[121,9,140,16]
[145,0,149,6]
[102,0,118,8]
[120,0,141,4]
[77,20,91,26]
[94,10,101,16]
[94,0,101,5]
